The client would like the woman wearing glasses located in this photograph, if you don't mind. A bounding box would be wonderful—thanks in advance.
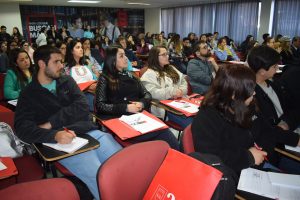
[141,46,193,128]
[95,45,179,150]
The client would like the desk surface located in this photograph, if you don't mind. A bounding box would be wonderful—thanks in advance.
[151,99,184,116]
[33,134,100,162]
[274,147,300,162]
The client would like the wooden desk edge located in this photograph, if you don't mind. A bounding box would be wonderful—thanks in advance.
[33,143,100,162]
[235,194,246,200]
[274,147,300,162]
[150,100,184,116]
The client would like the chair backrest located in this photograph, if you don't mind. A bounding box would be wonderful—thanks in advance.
[0,105,15,130]
[0,178,80,200]
[185,76,193,95]
[181,124,195,154]
[98,141,169,200]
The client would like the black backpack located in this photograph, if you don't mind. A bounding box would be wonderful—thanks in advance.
[189,152,238,200]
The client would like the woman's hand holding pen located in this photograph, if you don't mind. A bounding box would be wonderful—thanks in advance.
[55,128,76,144]
[248,147,268,165]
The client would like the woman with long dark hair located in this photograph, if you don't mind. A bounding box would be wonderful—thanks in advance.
[141,46,192,128]
[95,45,179,150]
[192,64,300,176]
[192,64,264,176]
[4,48,34,99]
[65,39,98,111]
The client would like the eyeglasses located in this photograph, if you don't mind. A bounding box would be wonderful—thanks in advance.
[200,45,208,50]
[158,52,169,57]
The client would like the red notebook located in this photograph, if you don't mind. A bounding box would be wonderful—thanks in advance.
[77,81,96,91]
[102,111,169,140]
[143,149,222,200]
[0,157,18,179]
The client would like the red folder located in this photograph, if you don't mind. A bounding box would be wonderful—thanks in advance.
[102,111,169,140]
[0,157,18,179]
[77,81,96,91]
[160,96,203,117]
[143,149,223,200]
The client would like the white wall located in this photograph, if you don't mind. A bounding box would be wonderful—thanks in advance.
[144,8,161,34]
[0,3,22,35]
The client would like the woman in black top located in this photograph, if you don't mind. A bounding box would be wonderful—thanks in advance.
[95,45,179,150]
[191,64,300,175]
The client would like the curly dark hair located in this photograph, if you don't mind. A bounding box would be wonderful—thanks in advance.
[202,64,256,128]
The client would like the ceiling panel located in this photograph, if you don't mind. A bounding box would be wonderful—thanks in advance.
[0,0,234,8]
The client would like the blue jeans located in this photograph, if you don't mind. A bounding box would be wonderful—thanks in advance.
[59,130,122,200]
[85,92,95,112]
[167,112,193,129]
[128,128,180,150]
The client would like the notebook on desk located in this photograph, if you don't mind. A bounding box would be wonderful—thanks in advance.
[160,98,201,117]
[238,168,300,200]
[43,137,89,153]
[102,111,168,140]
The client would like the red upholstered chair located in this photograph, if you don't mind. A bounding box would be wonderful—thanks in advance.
[0,178,80,200]
[0,105,14,130]
[0,106,44,189]
[97,141,170,200]
[0,155,45,189]
[181,125,195,154]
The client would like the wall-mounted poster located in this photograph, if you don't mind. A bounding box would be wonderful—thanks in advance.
[25,14,56,43]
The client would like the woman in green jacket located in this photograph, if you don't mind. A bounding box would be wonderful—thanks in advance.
[4,48,34,100]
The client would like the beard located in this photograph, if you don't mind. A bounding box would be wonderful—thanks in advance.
[201,51,212,58]
[45,66,62,80]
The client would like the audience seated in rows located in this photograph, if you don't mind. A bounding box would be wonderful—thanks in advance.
[247,45,300,174]
[14,45,122,200]
[191,64,300,179]
[94,45,179,150]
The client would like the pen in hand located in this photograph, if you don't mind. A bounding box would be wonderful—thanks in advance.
[63,127,76,138]
[254,142,269,162]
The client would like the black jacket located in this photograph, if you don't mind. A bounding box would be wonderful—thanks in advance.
[14,75,96,143]
[95,72,151,118]
[255,80,299,130]
[192,106,299,175]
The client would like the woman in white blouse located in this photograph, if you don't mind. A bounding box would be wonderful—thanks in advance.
[141,45,193,128]
[65,40,98,111]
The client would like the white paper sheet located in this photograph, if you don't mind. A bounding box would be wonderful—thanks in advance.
[238,168,300,200]
[285,145,300,153]
[43,137,88,153]
[119,113,165,134]
[7,99,18,106]
[0,161,7,171]
[167,100,199,114]
[268,172,300,189]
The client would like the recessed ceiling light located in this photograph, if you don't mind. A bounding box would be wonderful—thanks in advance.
[68,0,101,3]
[127,2,151,6]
